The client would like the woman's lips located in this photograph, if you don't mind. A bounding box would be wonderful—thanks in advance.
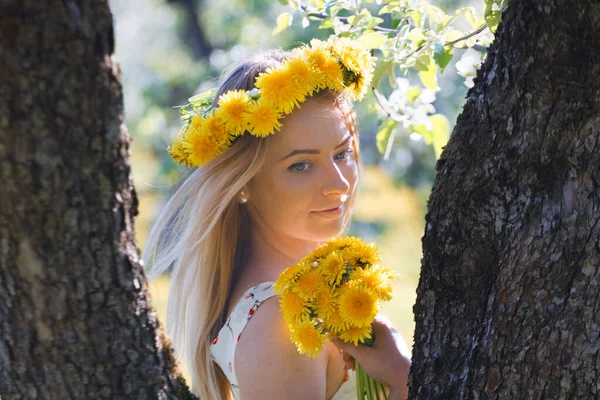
[312,205,343,218]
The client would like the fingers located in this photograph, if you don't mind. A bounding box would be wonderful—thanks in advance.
[332,338,357,355]
[345,358,355,370]
[373,313,393,326]
[342,351,352,362]
[332,337,372,360]
[332,337,351,352]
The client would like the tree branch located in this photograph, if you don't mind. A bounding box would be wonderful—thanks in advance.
[445,24,488,46]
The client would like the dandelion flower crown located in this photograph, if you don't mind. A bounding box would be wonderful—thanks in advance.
[168,37,376,168]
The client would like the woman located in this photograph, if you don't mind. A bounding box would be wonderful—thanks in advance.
[142,38,411,399]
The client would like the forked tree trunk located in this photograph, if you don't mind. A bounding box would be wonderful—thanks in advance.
[0,2,193,398]
[410,0,600,398]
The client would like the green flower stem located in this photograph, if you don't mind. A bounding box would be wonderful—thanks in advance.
[373,378,380,399]
[379,382,388,400]
[356,364,362,399]
[366,365,374,400]
[358,363,366,399]
[369,372,376,399]
[356,361,390,400]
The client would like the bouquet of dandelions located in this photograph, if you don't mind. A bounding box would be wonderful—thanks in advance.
[273,236,399,400]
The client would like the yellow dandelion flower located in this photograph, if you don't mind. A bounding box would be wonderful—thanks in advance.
[313,288,336,320]
[216,90,251,136]
[203,113,230,142]
[167,136,192,168]
[328,37,375,75]
[349,266,394,302]
[313,236,357,256]
[243,98,282,137]
[347,72,370,101]
[191,114,204,128]
[182,125,229,167]
[338,325,373,346]
[337,282,379,328]
[348,240,381,266]
[290,321,326,358]
[323,308,347,336]
[377,265,400,282]
[293,269,326,301]
[284,56,323,96]
[302,42,344,91]
[319,58,345,91]
[328,236,361,251]
[274,262,307,295]
[255,66,306,114]
[279,291,310,323]
[308,241,337,261]
[320,252,347,286]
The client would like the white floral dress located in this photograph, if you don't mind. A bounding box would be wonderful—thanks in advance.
[210,281,357,400]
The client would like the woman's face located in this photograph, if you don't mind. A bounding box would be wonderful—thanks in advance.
[246,95,358,245]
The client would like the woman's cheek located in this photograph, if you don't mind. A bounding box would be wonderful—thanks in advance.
[344,161,359,190]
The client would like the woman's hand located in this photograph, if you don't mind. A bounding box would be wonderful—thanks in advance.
[332,314,412,399]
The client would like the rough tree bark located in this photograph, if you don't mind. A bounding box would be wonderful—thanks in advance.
[0,2,194,398]
[411,0,599,399]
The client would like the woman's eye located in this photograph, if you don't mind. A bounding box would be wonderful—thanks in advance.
[335,148,353,160]
[288,162,311,173]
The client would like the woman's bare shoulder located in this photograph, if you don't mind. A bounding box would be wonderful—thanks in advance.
[234,297,328,399]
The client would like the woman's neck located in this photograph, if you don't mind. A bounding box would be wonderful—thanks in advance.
[244,229,320,280]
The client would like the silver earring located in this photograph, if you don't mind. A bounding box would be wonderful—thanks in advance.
[239,190,248,204]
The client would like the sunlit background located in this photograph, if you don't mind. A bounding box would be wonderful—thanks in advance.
[112,0,479,381]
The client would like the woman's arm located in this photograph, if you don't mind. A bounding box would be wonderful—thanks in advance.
[235,298,329,399]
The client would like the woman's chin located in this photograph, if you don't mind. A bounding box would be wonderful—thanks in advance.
[311,222,348,241]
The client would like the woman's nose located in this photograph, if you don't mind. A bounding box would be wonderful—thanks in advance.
[322,162,351,197]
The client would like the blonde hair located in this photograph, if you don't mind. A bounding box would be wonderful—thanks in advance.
[142,49,361,399]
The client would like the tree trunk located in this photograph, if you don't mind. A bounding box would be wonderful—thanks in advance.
[0,2,193,398]
[411,0,600,399]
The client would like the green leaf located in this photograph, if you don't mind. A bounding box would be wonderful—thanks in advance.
[278,0,287,5]
[318,17,334,30]
[412,123,432,142]
[347,14,365,26]
[367,16,385,29]
[273,12,293,35]
[372,58,394,88]
[406,86,422,103]
[433,44,453,72]
[445,29,466,48]
[387,62,397,87]
[455,6,477,28]
[418,56,439,90]
[376,119,397,156]
[406,28,425,44]
[485,0,504,33]
[356,32,388,49]
[414,54,431,72]
[188,88,217,104]
[421,4,447,24]
[378,3,400,15]
[407,10,422,28]
[411,115,449,158]
[430,114,450,158]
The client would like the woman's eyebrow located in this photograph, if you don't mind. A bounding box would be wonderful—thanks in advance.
[278,135,353,162]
